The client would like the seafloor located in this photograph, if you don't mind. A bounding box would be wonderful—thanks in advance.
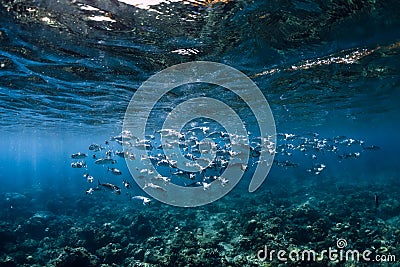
[1,176,399,267]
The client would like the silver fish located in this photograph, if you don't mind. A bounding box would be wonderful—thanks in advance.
[108,167,122,175]
[83,173,94,183]
[71,161,87,168]
[95,158,116,165]
[86,187,101,195]
[71,152,87,159]
[98,181,121,195]
[89,144,103,152]
[123,180,131,189]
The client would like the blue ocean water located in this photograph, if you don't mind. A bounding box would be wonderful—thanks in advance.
[1,0,400,266]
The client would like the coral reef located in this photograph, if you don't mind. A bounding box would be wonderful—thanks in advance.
[0,179,399,266]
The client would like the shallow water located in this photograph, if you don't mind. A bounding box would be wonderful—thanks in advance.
[1,0,400,266]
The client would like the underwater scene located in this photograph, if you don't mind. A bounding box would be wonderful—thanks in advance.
[1,0,400,266]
